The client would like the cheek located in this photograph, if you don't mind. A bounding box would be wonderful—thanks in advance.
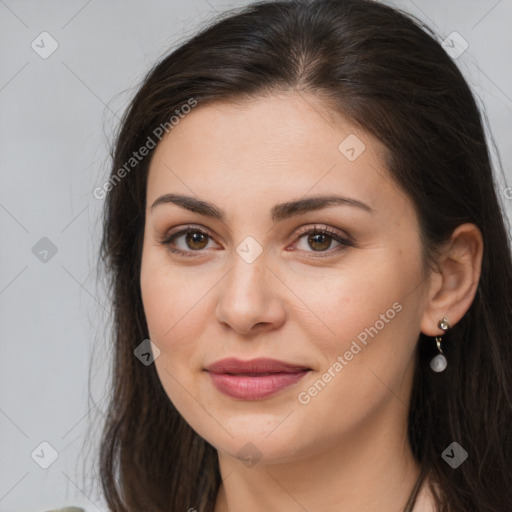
[141,244,197,335]
[290,250,417,343]
[140,251,201,377]
[140,258,206,414]
[291,244,424,402]
[137,233,425,460]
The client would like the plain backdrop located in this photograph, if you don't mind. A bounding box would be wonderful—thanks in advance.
[0,0,511,510]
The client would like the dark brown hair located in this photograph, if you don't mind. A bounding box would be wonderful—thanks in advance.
[96,1,512,510]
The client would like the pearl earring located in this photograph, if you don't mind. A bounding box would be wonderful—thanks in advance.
[430,317,450,372]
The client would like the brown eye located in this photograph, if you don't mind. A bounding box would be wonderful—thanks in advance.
[159,224,353,258]
[305,232,334,251]
[184,231,209,250]
[159,227,217,257]
[293,225,353,255]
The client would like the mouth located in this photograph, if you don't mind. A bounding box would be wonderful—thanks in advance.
[204,358,312,400]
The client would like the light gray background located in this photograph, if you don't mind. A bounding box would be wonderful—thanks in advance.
[1,1,511,511]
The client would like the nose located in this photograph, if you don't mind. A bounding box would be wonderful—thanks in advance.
[215,253,286,336]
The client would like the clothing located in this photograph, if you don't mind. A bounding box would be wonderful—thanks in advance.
[43,508,85,512]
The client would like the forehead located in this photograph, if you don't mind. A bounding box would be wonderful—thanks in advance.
[146,92,408,222]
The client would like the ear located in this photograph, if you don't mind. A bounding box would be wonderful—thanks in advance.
[420,223,483,336]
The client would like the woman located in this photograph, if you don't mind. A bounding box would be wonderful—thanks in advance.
[97,0,512,510]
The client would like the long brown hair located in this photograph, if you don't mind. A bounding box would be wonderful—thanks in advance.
[96,1,512,510]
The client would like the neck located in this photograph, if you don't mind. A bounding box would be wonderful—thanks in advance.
[213,398,425,512]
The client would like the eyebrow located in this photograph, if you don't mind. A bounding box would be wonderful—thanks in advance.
[150,193,375,222]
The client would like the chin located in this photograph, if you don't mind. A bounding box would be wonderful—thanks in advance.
[192,415,318,466]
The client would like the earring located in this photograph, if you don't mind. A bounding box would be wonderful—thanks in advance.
[430,317,450,372]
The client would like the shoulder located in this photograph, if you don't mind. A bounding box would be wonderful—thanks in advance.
[412,478,440,512]
[43,508,85,512]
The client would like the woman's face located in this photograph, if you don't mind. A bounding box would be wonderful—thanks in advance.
[140,92,431,465]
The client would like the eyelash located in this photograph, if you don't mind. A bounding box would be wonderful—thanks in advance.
[157,224,353,258]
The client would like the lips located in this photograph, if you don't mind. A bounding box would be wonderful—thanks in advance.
[204,357,311,400]
[205,357,311,375]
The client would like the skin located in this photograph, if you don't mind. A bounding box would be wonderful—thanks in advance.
[140,92,483,512]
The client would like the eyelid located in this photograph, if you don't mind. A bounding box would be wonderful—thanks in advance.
[287,224,354,258]
[293,224,352,243]
[163,223,215,240]
[158,223,353,257]
[158,224,218,257]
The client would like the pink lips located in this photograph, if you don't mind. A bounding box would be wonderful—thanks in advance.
[205,357,311,400]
